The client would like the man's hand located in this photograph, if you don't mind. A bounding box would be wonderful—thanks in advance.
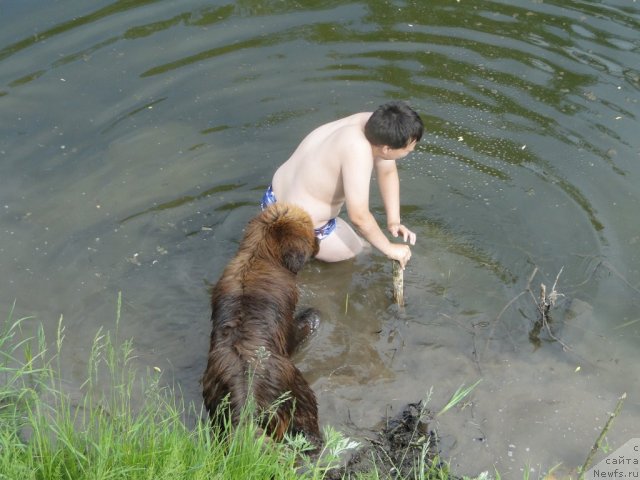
[388,223,416,246]
[387,243,412,270]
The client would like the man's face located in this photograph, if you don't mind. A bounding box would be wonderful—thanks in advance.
[383,139,417,160]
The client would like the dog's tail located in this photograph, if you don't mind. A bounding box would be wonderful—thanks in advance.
[249,353,322,451]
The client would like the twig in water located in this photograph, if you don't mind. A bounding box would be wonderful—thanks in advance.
[531,266,569,350]
[485,266,570,353]
[579,392,626,478]
[535,266,565,316]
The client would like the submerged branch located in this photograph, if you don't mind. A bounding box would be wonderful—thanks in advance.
[485,266,569,354]
[579,392,627,478]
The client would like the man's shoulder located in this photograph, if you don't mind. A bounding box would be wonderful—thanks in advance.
[328,112,372,131]
[312,112,374,161]
[334,114,371,141]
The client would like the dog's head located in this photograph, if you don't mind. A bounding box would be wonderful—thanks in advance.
[243,203,319,273]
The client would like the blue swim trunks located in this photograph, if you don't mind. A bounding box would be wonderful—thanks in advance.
[260,185,336,240]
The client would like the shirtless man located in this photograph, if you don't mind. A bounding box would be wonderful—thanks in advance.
[262,101,423,270]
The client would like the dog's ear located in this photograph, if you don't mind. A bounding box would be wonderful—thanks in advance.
[280,233,315,273]
[282,247,309,273]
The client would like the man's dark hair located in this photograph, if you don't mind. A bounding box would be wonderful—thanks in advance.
[364,101,424,149]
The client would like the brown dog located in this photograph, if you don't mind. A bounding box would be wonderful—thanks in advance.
[202,202,322,450]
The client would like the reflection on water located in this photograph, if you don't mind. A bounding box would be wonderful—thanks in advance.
[119,182,246,223]
[1,0,639,476]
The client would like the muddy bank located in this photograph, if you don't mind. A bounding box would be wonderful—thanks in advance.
[326,401,457,479]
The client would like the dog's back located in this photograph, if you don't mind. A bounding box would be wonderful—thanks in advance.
[202,203,321,447]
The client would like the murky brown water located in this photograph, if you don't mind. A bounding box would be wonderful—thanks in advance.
[1,1,639,477]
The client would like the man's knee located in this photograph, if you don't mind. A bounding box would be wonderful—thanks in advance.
[315,243,358,263]
[314,221,364,262]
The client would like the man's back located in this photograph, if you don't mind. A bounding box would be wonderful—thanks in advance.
[272,112,372,227]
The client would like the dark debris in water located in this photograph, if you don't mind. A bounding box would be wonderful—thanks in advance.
[326,401,453,479]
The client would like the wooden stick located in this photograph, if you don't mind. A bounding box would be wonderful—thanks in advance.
[392,260,404,307]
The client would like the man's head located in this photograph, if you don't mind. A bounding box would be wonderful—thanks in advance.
[364,101,424,149]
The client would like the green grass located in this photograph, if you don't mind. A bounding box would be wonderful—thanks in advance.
[0,295,476,480]
[0,296,355,480]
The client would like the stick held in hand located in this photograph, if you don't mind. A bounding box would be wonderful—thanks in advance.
[392,260,404,307]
